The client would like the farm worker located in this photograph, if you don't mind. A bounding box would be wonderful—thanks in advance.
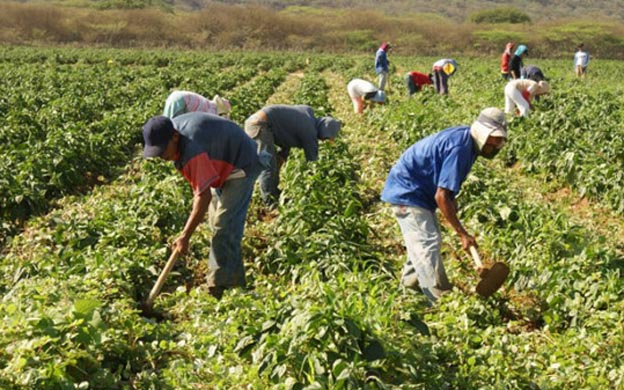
[509,44,528,80]
[404,71,433,96]
[574,43,590,78]
[500,42,514,80]
[520,65,547,102]
[520,65,546,82]
[163,90,232,119]
[504,79,550,117]
[142,113,267,299]
[431,59,458,95]
[244,105,341,206]
[375,42,391,91]
[347,78,387,114]
[381,107,508,303]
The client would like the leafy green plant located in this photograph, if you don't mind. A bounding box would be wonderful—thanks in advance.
[1,48,623,389]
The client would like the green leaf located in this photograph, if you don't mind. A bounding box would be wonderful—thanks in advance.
[498,206,513,220]
[363,339,385,361]
[406,313,430,336]
[73,299,101,319]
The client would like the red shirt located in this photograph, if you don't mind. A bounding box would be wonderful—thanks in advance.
[501,52,511,73]
[408,71,432,90]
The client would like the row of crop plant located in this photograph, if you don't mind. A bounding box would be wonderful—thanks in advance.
[0,51,302,388]
[213,71,446,388]
[0,49,300,242]
[347,67,624,388]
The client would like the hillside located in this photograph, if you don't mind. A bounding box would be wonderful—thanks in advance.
[212,0,624,21]
[15,0,624,20]
[2,1,623,58]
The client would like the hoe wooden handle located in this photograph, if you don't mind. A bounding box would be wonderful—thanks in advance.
[145,249,181,308]
[469,246,483,269]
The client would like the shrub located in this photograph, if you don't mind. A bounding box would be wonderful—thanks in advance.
[468,7,531,24]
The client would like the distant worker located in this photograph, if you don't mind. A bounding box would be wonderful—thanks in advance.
[520,65,546,82]
[509,45,528,79]
[404,71,433,96]
[347,78,387,114]
[141,113,266,299]
[431,58,458,95]
[244,105,341,206]
[381,108,508,303]
[163,90,231,119]
[500,42,515,80]
[520,65,546,101]
[504,79,550,117]
[574,43,590,78]
[375,42,392,91]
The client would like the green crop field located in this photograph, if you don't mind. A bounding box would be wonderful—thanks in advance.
[0,45,623,389]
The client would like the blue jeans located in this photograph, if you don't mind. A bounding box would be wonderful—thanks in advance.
[392,205,452,302]
[206,159,264,289]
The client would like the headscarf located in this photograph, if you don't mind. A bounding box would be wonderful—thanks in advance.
[504,42,514,55]
[514,45,528,57]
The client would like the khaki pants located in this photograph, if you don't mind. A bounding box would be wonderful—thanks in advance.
[392,205,452,302]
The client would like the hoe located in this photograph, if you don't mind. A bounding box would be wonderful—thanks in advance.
[140,249,181,319]
[469,246,509,298]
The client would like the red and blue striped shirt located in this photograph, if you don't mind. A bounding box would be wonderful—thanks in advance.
[172,112,258,194]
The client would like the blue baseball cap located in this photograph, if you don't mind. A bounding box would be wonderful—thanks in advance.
[142,116,175,158]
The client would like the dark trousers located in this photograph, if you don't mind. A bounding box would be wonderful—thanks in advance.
[404,74,418,96]
[432,70,449,95]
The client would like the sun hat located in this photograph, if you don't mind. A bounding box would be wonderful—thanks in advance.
[536,80,550,95]
[142,116,175,158]
[470,107,507,151]
[213,95,231,116]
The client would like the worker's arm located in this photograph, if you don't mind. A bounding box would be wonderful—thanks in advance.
[174,189,212,254]
[434,187,477,251]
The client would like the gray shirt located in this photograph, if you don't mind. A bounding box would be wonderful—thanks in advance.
[262,105,320,161]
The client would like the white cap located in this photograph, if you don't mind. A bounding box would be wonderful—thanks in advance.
[470,107,507,151]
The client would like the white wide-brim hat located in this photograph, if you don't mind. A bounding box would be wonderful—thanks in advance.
[470,107,507,151]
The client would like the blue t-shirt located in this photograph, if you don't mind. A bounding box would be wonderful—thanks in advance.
[381,126,478,210]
